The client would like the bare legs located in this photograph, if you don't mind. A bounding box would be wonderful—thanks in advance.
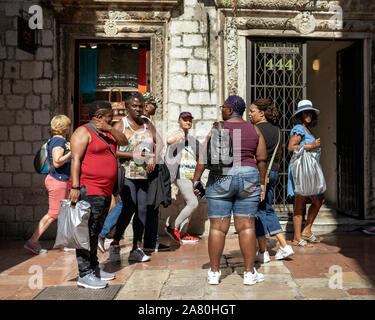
[29,214,56,243]
[235,217,256,272]
[293,196,324,243]
[208,218,230,272]
[208,216,256,273]
[301,197,324,239]
[257,232,288,253]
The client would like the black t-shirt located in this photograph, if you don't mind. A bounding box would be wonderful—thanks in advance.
[256,122,280,172]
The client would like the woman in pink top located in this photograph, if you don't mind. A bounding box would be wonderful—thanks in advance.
[193,95,267,286]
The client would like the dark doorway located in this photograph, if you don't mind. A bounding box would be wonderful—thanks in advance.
[336,42,364,218]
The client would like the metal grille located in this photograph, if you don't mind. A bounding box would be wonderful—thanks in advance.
[32,284,123,300]
[247,39,307,213]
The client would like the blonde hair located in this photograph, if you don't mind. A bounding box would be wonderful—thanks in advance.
[51,115,71,135]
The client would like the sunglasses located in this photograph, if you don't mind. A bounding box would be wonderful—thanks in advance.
[219,105,232,110]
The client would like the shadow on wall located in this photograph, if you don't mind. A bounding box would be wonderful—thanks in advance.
[159,184,208,237]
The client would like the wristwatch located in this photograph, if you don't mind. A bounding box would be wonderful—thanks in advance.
[71,186,80,190]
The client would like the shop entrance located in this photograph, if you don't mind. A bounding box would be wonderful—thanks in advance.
[246,38,365,217]
[74,39,151,128]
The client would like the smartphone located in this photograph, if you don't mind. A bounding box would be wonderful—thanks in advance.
[194,181,206,199]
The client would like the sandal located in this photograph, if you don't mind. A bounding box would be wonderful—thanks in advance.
[292,239,309,247]
[302,233,322,243]
[292,239,314,247]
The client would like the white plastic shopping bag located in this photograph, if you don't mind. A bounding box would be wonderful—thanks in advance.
[54,199,91,250]
[290,146,327,196]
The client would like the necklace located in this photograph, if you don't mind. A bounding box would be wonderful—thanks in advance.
[229,115,243,119]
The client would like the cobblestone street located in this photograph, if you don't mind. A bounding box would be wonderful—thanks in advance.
[0,231,374,300]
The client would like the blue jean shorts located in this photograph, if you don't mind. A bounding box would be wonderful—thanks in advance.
[205,166,261,219]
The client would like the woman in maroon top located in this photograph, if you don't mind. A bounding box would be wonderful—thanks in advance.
[69,101,127,290]
[193,95,267,286]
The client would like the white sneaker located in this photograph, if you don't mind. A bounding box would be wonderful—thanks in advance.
[207,269,221,285]
[128,248,150,262]
[109,244,121,262]
[255,250,270,264]
[243,268,265,285]
[275,245,295,260]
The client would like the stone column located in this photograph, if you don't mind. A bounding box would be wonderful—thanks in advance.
[159,0,220,237]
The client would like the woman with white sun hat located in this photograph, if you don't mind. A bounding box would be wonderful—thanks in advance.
[287,99,325,247]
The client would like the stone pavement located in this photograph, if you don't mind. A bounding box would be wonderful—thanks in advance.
[0,231,375,300]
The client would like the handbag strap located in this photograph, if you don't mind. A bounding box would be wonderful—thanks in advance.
[109,88,123,104]
[266,129,281,183]
[85,123,117,160]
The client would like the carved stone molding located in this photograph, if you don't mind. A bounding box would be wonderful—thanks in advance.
[293,11,317,34]
[224,17,238,96]
[215,0,375,12]
[44,0,180,10]
[104,20,119,36]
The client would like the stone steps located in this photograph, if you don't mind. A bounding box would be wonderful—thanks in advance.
[225,205,375,236]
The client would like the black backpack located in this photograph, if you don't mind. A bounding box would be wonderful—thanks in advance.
[205,121,233,173]
[34,139,52,174]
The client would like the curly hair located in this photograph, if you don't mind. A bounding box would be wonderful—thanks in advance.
[292,111,318,127]
[225,95,246,115]
[253,98,279,124]
[51,115,71,135]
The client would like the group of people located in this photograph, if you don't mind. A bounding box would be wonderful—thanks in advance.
[23,92,325,289]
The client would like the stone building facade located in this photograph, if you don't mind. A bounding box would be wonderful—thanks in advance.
[0,0,374,240]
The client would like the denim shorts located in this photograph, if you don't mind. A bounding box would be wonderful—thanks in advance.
[205,166,261,219]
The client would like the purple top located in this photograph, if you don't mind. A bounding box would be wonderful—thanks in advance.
[224,121,259,168]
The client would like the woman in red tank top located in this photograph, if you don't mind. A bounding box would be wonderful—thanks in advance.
[68,101,128,289]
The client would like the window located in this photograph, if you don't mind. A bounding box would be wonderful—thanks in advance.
[76,41,150,125]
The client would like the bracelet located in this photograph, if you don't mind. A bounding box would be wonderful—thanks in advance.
[71,186,80,190]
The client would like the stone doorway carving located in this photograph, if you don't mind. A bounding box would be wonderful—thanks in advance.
[44,1,178,125]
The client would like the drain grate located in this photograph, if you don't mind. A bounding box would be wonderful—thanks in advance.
[32,284,123,300]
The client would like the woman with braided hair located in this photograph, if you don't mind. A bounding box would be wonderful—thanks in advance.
[249,99,294,263]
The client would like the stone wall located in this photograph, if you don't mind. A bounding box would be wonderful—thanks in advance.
[0,0,374,240]
[159,0,220,236]
[0,1,56,240]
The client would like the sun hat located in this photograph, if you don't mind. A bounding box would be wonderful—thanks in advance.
[178,111,194,120]
[293,99,320,117]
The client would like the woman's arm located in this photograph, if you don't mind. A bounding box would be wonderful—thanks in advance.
[254,126,267,183]
[288,134,320,152]
[254,126,267,202]
[167,129,185,145]
[192,126,214,194]
[52,146,71,168]
[96,118,128,146]
[69,127,90,203]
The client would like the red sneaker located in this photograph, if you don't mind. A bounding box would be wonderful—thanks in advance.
[181,233,199,244]
[363,226,375,236]
[165,226,183,244]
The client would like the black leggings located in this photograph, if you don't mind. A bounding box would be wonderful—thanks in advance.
[113,178,149,245]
